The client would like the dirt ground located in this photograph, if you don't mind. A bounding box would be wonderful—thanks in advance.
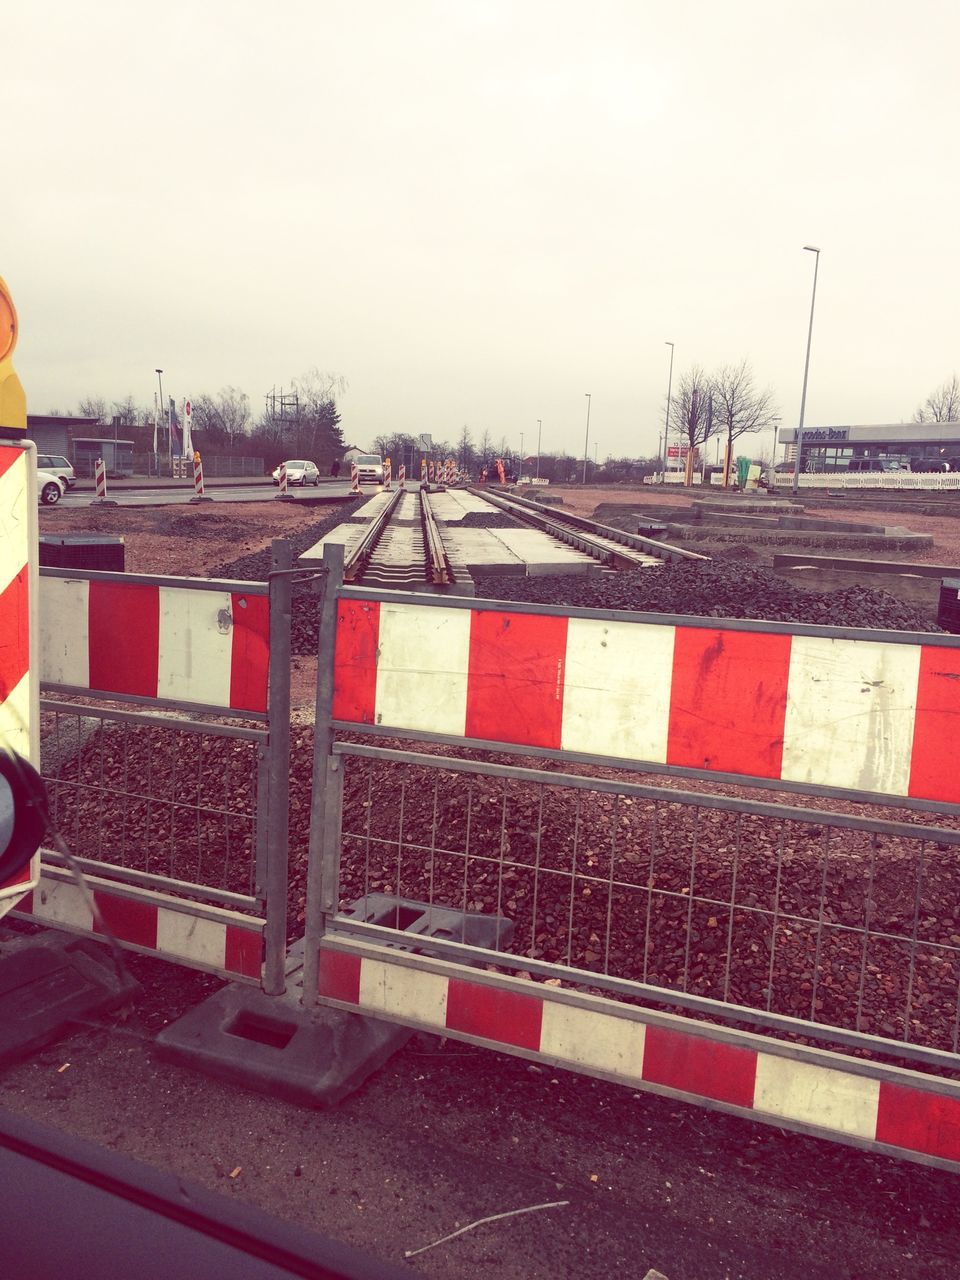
[8,487,960,1279]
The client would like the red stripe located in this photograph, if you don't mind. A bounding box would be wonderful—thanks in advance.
[0,565,29,701]
[11,887,34,912]
[642,1025,757,1107]
[224,925,263,978]
[1,858,34,892]
[88,582,160,698]
[667,627,792,779]
[465,610,567,748]
[318,948,362,1003]
[0,444,22,483]
[876,1081,960,1161]
[908,645,960,804]
[445,978,543,1050]
[92,892,158,948]
[229,592,270,713]
[332,599,380,723]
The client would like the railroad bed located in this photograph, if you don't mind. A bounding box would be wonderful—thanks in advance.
[298,482,702,590]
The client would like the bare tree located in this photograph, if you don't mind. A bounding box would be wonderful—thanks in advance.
[914,375,960,423]
[77,396,107,422]
[712,360,779,485]
[456,424,476,473]
[668,365,715,479]
[191,387,251,443]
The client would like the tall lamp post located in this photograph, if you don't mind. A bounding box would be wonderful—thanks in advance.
[662,342,675,483]
[792,246,820,496]
[582,393,591,484]
[536,418,542,479]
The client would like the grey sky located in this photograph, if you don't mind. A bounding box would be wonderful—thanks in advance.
[6,0,959,461]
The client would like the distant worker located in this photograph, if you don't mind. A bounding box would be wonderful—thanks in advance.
[331,459,341,478]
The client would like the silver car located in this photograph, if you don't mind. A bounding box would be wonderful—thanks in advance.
[272,459,321,486]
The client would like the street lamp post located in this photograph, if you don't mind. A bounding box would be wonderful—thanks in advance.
[792,246,820,496]
[662,342,675,483]
[582,394,591,484]
[518,432,524,483]
[536,418,542,479]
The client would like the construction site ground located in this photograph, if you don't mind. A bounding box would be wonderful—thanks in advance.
[3,488,960,1279]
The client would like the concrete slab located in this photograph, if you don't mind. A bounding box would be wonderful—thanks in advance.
[429,491,497,522]
[492,528,600,574]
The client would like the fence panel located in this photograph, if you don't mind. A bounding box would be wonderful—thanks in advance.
[22,548,294,990]
[301,548,960,1172]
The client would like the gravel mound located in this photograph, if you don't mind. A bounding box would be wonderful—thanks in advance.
[447,512,522,528]
[475,560,942,632]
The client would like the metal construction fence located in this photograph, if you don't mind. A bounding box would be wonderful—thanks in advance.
[16,544,297,992]
[131,453,266,478]
[298,544,960,1172]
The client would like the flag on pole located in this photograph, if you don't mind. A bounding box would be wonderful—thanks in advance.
[169,396,180,451]
[182,399,193,458]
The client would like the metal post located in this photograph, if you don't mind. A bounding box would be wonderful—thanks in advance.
[518,432,523,483]
[662,342,674,483]
[582,393,591,484]
[301,541,345,1007]
[792,246,820,496]
[536,418,542,479]
[262,538,292,996]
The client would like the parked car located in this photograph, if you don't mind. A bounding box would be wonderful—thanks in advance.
[353,454,385,485]
[847,456,911,473]
[271,459,320,486]
[35,453,75,488]
[37,469,66,505]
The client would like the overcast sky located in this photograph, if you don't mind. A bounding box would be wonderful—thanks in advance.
[5,0,959,461]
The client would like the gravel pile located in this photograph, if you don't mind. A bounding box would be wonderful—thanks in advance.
[447,511,522,528]
[475,559,942,632]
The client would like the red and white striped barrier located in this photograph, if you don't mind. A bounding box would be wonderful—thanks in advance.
[420,459,427,483]
[398,463,405,489]
[193,450,205,498]
[332,598,960,807]
[16,869,263,981]
[94,456,107,500]
[278,461,288,495]
[39,575,271,714]
[383,458,392,490]
[428,460,435,483]
[0,442,40,914]
[350,463,361,494]
[318,942,960,1170]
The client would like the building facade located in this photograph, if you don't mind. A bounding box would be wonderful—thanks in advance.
[778,422,960,473]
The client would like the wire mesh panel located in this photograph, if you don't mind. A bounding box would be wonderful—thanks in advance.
[330,746,960,1067]
[39,701,264,908]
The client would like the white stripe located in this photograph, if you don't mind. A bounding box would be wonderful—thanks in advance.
[157,908,228,968]
[39,576,90,688]
[0,449,28,598]
[0,668,32,767]
[780,636,921,795]
[30,876,94,931]
[540,1001,646,1079]
[157,587,233,707]
[374,604,470,736]
[358,956,449,1028]
[754,1053,881,1139]
[562,618,675,762]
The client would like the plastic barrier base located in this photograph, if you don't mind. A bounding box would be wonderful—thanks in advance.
[156,983,411,1108]
[0,932,140,1066]
[339,894,515,956]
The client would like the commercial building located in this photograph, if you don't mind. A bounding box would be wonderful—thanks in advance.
[778,422,960,473]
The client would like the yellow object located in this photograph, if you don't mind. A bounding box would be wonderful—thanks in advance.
[0,276,26,432]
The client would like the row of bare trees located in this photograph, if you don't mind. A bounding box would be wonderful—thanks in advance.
[667,359,779,475]
[914,375,960,423]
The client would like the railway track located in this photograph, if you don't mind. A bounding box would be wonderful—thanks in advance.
[337,482,704,589]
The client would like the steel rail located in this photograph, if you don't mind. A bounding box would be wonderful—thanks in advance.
[342,488,404,582]
[467,486,706,566]
[419,488,453,585]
